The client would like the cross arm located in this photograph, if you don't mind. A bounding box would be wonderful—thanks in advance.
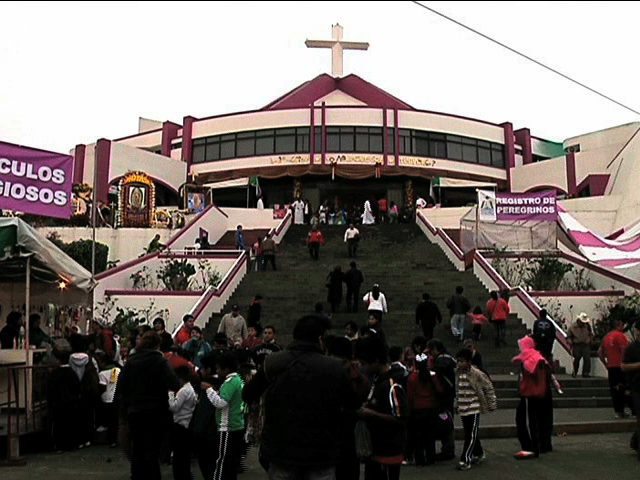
[340,41,370,51]
[305,40,336,48]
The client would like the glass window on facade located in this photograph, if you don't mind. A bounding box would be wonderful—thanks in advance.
[491,146,505,167]
[478,147,492,165]
[462,144,477,162]
[340,127,355,152]
[219,139,235,159]
[256,136,274,155]
[447,142,463,161]
[327,127,340,152]
[369,128,383,153]
[189,125,505,168]
[275,130,296,154]
[192,145,206,163]
[236,137,255,157]
[430,140,446,158]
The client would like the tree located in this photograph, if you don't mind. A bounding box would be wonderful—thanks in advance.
[47,232,109,273]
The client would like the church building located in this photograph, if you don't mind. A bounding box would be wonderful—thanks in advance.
[71,25,640,237]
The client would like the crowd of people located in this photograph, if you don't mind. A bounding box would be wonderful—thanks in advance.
[2,281,640,479]
[289,195,429,227]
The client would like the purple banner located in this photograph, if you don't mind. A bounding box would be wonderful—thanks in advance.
[496,191,557,221]
[0,140,74,219]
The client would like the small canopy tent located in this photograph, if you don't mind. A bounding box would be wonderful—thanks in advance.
[0,218,95,349]
[460,207,557,253]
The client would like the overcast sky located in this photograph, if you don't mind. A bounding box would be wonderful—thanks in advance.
[2,1,640,154]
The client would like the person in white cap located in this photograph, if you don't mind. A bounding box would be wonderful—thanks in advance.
[567,312,594,378]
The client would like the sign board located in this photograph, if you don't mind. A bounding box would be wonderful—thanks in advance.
[0,140,74,218]
[478,190,557,222]
[477,190,497,222]
[496,191,557,221]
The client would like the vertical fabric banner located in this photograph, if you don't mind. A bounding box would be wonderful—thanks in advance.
[478,190,497,222]
[0,140,74,219]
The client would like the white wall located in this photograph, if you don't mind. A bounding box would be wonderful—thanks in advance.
[36,227,173,263]
[564,122,640,152]
[188,255,249,327]
[416,213,465,271]
[531,293,625,331]
[106,293,202,333]
[421,207,472,229]
[222,208,282,230]
[109,142,187,192]
[314,91,367,106]
[559,196,621,236]
[399,111,505,144]
[116,129,163,150]
[192,109,310,138]
[167,205,230,250]
[511,156,568,193]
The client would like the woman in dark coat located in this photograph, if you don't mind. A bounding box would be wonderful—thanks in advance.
[326,265,346,314]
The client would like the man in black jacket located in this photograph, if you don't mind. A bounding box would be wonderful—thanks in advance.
[415,293,443,341]
[119,331,181,480]
[242,315,360,478]
[344,261,365,313]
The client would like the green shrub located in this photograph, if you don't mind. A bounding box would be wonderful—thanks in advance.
[47,232,109,273]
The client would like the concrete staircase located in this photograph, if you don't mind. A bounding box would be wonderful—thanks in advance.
[207,223,527,367]
[204,222,635,437]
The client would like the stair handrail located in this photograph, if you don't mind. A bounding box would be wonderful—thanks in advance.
[416,211,464,260]
[187,250,249,322]
[473,250,572,353]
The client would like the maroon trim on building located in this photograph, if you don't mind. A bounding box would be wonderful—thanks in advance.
[95,252,160,281]
[565,152,577,195]
[182,115,197,174]
[500,122,515,191]
[309,105,315,163]
[164,203,228,250]
[524,185,567,195]
[393,109,400,166]
[73,144,86,184]
[191,254,249,320]
[95,139,112,203]
[575,174,610,196]
[161,121,182,157]
[108,175,179,195]
[105,289,204,297]
[529,290,625,298]
[321,102,326,165]
[514,128,532,165]
[158,252,240,260]
[261,73,414,111]
[113,128,162,142]
[483,250,640,291]
[382,108,388,166]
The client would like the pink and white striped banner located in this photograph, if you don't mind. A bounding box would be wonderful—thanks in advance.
[558,206,640,269]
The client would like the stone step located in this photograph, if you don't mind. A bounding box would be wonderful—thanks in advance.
[455,408,636,439]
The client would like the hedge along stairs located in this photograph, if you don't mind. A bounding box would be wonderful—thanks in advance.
[204,221,635,437]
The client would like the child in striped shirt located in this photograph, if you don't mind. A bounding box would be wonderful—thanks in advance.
[454,348,497,471]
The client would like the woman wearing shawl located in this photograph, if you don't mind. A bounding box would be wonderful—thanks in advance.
[512,336,556,460]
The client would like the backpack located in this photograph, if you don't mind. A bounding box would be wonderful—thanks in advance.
[191,385,218,440]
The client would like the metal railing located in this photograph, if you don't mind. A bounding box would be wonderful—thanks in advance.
[1,364,56,465]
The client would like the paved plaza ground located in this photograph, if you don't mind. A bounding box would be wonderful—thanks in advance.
[2,432,639,480]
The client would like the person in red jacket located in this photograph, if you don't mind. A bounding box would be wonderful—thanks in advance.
[599,318,633,418]
[512,335,552,459]
[487,291,510,348]
[307,225,326,261]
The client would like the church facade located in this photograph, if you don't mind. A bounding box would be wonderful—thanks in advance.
[70,25,639,235]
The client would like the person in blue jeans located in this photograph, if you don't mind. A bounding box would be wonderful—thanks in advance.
[235,225,245,251]
[447,286,471,341]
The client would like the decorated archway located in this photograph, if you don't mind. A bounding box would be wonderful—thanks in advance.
[117,171,156,227]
